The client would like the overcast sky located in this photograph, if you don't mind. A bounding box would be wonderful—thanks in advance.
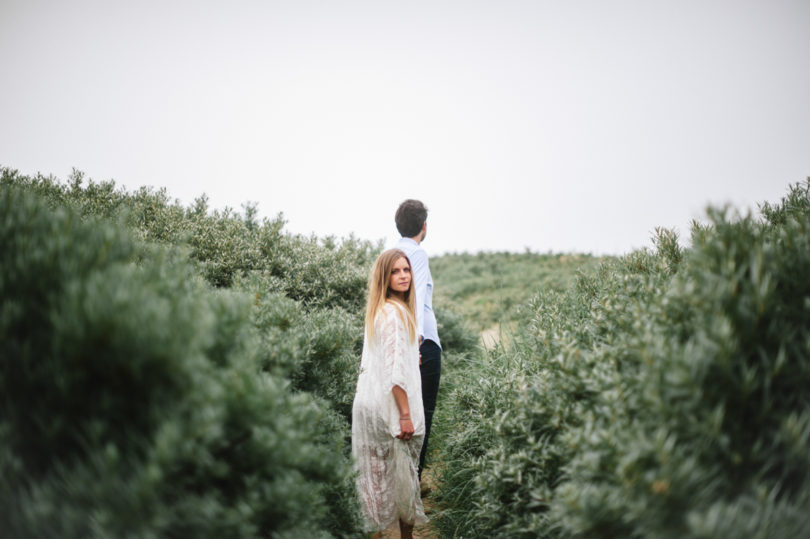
[2,0,808,255]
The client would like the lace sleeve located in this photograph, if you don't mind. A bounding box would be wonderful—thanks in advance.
[378,305,411,394]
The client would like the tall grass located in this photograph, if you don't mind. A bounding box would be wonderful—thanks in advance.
[431,251,603,334]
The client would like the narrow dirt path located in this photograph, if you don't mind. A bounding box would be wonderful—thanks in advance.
[480,324,500,349]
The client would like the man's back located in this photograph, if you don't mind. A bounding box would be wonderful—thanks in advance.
[395,236,440,348]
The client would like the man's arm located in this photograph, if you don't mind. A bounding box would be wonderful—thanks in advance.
[409,248,429,340]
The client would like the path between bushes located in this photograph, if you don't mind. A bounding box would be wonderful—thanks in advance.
[481,325,500,349]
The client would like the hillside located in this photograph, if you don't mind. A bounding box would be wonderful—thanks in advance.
[431,251,605,342]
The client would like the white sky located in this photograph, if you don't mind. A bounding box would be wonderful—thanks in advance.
[2,0,809,255]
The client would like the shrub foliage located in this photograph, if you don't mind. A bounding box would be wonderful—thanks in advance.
[0,170,369,537]
[432,181,810,537]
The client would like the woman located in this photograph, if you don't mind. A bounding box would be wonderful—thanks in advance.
[352,249,428,538]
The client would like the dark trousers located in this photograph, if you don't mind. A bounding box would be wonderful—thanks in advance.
[419,339,441,479]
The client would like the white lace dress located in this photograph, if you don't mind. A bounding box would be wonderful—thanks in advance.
[352,302,428,532]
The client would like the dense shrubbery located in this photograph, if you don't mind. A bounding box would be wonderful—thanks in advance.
[1,168,375,308]
[432,181,810,537]
[0,167,478,537]
[242,273,364,421]
[0,185,361,537]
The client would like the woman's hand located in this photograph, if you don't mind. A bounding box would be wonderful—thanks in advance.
[392,385,414,440]
[397,417,415,441]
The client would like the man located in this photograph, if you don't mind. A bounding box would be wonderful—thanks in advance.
[394,199,441,482]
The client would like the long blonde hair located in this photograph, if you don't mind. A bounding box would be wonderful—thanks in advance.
[365,249,417,342]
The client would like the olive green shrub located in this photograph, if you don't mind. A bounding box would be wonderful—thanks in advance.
[1,167,378,416]
[554,185,810,538]
[241,271,363,422]
[432,181,810,538]
[434,305,479,356]
[0,185,362,537]
[1,168,377,308]
[432,256,650,538]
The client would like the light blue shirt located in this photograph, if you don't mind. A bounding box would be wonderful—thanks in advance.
[395,237,441,348]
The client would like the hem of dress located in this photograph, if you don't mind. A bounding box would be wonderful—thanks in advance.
[364,514,430,534]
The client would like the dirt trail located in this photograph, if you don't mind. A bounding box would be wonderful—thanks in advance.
[481,324,501,350]
[481,324,500,349]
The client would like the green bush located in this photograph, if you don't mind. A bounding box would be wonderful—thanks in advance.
[430,344,554,537]
[431,261,631,538]
[0,186,362,537]
[1,166,381,424]
[554,186,810,537]
[434,305,479,356]
[242,271,363,422]
[1,167,377,310]
[432,181,810,537]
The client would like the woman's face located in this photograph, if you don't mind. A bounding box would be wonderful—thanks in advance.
[388,256,411,297]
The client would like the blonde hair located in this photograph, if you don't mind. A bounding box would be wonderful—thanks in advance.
[365,249,417,343]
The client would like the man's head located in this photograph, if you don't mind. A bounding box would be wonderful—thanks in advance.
[395,199,428,239]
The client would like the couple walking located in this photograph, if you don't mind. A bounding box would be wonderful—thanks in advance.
[352,199,442,538]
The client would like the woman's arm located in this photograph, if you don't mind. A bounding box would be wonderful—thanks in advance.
[392,385,414,440]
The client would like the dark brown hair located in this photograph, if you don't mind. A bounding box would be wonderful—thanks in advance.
[395,199,428,237]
